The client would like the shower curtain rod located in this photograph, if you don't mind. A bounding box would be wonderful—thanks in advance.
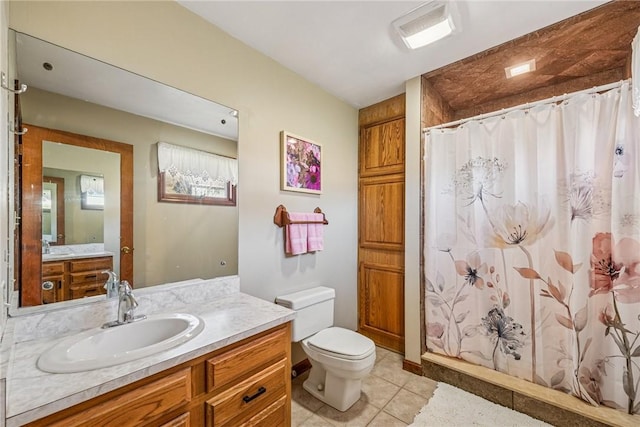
[423,79,629,133]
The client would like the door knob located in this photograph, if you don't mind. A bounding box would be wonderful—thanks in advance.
[121,246,132,254]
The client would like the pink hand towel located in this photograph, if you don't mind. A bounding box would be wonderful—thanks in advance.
[285,213,308,255]
[307,213,324,252]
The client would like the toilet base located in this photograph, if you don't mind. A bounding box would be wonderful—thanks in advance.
[303,365,362,412]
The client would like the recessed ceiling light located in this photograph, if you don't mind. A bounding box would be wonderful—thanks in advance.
[392,1,459,50]
[505,59,536,79]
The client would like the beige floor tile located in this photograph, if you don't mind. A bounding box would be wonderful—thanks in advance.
[403,374,438,397]
[370,356,413,387]
[367,410,408,427]
[292,379,326,412]
[383,388,429,424]
[375,346,393,363]
[298,413,336,427]
[361,374,400,409]
[384,350,404,363]
[315,398,380,427]
[292,399,316,427]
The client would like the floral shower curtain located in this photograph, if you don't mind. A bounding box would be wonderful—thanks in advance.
[423,81,640,415]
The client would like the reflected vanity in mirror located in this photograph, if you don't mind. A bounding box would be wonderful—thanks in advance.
[11,31,239,309]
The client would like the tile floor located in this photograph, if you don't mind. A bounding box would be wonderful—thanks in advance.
[291,347,437,426]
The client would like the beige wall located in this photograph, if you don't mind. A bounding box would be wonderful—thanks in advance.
[404,77,422,364]
[9,1,359,339]
[23,87,238,287]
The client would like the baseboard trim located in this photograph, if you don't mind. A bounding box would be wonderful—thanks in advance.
[403,359,422,375]
[291,358,311,379]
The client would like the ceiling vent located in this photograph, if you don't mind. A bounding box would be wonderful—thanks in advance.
[392,1,459,50]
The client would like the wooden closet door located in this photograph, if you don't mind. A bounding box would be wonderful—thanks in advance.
[358,99,405,352]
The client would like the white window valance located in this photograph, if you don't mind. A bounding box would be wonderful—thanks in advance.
[633,25,640,117]
[80,174,104,195]
[157,142,238,185]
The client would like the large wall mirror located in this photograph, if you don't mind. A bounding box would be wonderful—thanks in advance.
[10,31,239,309]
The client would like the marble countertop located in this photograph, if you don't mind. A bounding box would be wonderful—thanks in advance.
[5,289,295,426]
[42,250,114,262]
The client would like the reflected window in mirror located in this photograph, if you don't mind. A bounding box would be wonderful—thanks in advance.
[80,174,105,210]
[157,142,238,206]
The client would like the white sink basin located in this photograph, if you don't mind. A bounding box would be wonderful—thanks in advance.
[37,313,204,373]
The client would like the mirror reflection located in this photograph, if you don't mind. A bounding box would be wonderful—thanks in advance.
[12,31,239,309]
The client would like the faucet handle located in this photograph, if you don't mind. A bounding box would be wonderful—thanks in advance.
[102,270,118,281]
[119,280,133,294]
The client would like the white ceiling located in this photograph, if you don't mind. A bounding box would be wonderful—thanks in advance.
[179,0,609,108]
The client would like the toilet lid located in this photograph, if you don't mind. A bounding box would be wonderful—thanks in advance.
[307,327,375,359]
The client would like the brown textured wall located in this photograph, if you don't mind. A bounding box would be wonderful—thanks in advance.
[421,77,455,128]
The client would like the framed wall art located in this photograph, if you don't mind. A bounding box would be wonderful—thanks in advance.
[280,131,322,194]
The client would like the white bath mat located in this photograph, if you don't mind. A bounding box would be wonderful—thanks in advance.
[410,382,552,426]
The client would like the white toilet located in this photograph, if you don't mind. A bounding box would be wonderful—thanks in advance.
[276,286,376,411]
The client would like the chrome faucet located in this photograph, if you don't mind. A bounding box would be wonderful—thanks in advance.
[102,280,146,328]
[102,270,119,299]
[42,239,50,254]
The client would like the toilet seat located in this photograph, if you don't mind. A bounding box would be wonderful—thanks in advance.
[306,327,375,360]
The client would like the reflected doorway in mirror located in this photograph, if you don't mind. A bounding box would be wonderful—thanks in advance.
[42,176,65,245]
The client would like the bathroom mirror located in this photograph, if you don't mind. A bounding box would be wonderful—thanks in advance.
[44,168,106,246]
[10,31,239,310]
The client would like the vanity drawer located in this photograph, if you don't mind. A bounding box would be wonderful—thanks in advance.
[69,256,112,273]
[159,412,190,427]
[69,270,109,285]
[42,261,65,276]
[206,326,288,392]
[69,283,105,299]
[45,368,192,427]
[239,395,287,427]
[206,361,286,427]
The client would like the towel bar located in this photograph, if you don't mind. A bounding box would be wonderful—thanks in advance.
[273,204,328,227]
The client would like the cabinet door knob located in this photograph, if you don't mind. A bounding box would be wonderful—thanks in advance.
[42,281,54,291]
[121,246,132,254]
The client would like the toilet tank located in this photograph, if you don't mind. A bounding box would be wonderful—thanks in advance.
[275,286,335,341]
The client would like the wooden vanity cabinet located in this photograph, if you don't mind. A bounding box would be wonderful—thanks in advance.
[41,261,64,304]
[41,256,112,303]
[25,323,292,427]
[67,256,112,299]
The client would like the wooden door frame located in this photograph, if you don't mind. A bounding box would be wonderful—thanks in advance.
[20,124,133,306]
